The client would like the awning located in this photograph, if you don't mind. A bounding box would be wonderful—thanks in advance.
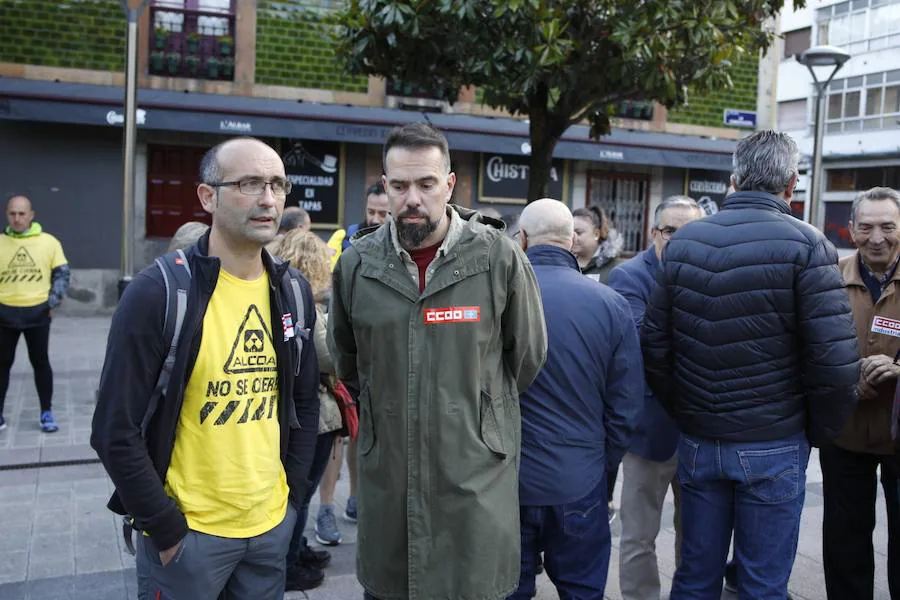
[0,77,735,171]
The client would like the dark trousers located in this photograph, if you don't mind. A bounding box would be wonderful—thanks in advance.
[508,477,611,600]
[820,443,900,600]
[287,430,338,567]
[0,323,52,415]
[137,505,296,600]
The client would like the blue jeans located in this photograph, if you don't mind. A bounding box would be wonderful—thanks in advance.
[670,432,810,600]
[287,430,338,566]
[508,477,610,600]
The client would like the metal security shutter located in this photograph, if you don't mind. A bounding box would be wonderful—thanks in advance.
[586,171,650,254]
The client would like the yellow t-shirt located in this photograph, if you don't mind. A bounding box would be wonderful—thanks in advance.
[164,269,288,538]
[0,231,67,307]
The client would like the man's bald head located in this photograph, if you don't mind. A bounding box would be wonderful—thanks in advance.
[6,194,34,233]
[199,136,280,185]
[518,198,574,251]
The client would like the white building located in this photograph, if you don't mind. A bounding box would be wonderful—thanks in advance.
[777,0,900,250]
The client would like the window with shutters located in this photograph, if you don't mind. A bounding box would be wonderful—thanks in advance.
[777,100,807,131]
[146,145,211,238]
[783,27,811,59]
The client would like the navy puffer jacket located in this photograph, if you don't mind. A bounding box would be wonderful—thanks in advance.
[641,191,860,444]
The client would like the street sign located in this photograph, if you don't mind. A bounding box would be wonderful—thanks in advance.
[723,109,757,128]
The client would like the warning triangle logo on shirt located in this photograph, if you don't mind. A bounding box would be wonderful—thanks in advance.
[223,304,277,374]
[9,247,36,269]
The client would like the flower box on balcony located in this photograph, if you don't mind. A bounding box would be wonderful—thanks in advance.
[185,55,201,77]
[166,52,182,76]
[206,57,221,79]
[150,51,165,74]
[186,32,202,55]
[154,28,169,51]
[217,35,233,57]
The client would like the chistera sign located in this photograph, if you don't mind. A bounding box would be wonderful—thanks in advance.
[479,154,566,204]
[282,140,343,226]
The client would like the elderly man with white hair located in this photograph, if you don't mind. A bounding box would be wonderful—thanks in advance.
[508,198,644,600]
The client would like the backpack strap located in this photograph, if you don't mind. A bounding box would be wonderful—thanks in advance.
[288,275,307,375]
[124,250,192,554]
[145,250,192,437]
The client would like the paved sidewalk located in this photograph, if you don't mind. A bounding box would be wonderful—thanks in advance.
[0,316,109,469]
[0,316,893,599]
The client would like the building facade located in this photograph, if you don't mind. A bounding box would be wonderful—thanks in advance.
[0,0,757,310]
[777,0,900,252]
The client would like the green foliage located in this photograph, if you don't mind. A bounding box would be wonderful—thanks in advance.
[255,1,367,92]
[0,0,125,71]
[332,0,798,200]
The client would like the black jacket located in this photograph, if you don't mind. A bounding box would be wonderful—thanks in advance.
[91,233,319,552]
[641,191,859,444]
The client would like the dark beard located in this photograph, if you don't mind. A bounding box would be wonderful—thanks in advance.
[396,216,438,249]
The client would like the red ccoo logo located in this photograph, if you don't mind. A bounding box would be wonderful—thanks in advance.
[424,306,481,324]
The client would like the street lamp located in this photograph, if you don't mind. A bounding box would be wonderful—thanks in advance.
[797,45,851,231]
[118,0,151,299]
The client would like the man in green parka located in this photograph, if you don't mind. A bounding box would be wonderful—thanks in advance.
[328,123,548,600]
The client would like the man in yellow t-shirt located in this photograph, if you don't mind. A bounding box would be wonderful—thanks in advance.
[92,138,320,600]
[0,195,69,433]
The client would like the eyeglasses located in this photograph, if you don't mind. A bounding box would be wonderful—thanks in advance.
[657,226,678,240]
[209,178,292,196]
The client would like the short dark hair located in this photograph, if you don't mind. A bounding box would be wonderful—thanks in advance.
[382,123,451,173]
[365,181,385,197]
[572,205,609,241]
[279,206,310,233]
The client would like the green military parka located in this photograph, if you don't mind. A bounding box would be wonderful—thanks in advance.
[328,205,547,600]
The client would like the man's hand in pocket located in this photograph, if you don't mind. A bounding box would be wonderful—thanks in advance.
[159,539,183,567]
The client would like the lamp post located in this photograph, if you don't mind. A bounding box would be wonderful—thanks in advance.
[797,45,851,231]
[118,0,151,299]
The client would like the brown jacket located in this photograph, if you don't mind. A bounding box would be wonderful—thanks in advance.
[839,253,900,455]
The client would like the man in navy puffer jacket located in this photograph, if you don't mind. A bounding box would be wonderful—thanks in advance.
[642,130,859,600]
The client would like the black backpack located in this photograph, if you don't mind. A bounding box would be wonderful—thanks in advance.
[121,247,307,554]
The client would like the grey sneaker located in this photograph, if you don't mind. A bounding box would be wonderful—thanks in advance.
[315,506,343,546]
[344,496,358,523]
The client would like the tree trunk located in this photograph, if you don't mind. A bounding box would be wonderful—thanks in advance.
[526,90,564,203]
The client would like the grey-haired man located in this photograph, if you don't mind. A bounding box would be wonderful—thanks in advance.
[642,131,859,599]
[609,195,703,600]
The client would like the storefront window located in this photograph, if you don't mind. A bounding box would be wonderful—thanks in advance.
[824,202,854,249]
[826,169,856,191]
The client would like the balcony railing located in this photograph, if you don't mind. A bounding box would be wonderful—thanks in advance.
[149,5,235,81]
[614,100,654,121]
[386,78,446,101]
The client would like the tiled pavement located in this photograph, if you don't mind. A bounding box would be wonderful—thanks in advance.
[0,317,894,600]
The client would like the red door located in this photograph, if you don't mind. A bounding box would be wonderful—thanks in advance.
[146,145,212,237]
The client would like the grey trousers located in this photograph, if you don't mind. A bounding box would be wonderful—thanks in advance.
[619,452,682,600]
[136,505,297,600]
